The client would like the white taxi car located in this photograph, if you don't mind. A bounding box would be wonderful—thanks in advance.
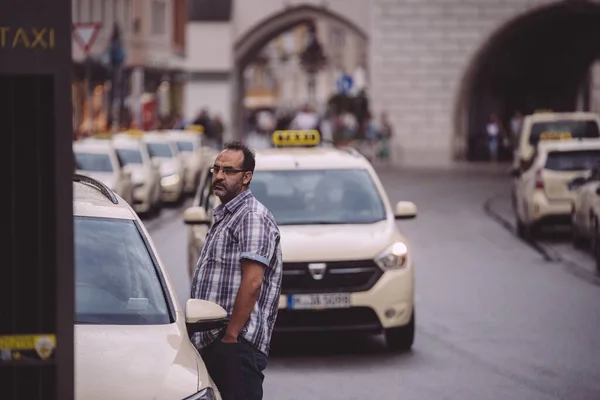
[74,138,134,206]
[143,132,185,204]
[570,162,600,247]
[184,130,418,351]
[511,139,600,239]
[164,129,204,194]
[513,111,600,170]
[73,173,223,400]
[113,132,163,215]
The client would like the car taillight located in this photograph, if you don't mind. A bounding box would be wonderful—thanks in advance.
[535,169,544,189]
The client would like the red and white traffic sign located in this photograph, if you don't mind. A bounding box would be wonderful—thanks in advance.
[72,22,102,54]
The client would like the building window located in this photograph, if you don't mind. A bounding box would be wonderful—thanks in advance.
[188,0,232,22]
[173,0,186,53]
[152,1,166,35]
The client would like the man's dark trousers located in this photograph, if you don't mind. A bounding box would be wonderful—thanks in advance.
[200,338,268,400]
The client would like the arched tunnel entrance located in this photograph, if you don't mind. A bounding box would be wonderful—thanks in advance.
[456,1,600,162]
[231,5,368,139]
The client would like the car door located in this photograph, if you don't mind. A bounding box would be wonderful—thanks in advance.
[578,165,600,237]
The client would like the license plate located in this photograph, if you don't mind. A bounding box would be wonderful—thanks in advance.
[288,293,351,310]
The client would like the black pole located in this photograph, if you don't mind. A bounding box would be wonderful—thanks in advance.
[0,0,74,399]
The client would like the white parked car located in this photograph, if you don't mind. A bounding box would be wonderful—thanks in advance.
[73,173,223,400]
[113,133,163,215]
[143,132,185,204]
[73,138,134,206]
[164,130,204,194]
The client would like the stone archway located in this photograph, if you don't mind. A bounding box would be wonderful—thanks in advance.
[455,1,600,161]
[230,4,369,139]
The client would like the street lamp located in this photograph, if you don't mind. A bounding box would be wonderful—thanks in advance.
[299,22,327,105]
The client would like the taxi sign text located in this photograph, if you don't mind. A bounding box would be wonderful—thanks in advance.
[272,130,321,147]
[539,131,572,141]
[0,27,55,49]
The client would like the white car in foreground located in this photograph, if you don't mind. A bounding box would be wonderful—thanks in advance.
[73,174,223,400]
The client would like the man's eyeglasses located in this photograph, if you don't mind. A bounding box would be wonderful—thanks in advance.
[210,166,248,176]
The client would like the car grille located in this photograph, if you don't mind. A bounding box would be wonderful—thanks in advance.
[281,259,382,294]
[275,307,382,332]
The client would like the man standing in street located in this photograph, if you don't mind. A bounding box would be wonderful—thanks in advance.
[190,142,282,400]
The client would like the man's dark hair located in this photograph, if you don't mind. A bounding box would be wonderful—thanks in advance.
[223,141,256,173]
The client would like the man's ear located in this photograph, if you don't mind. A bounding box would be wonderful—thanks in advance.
[243,171,253,186]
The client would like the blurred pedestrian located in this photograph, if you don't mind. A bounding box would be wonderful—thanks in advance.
[377,111,393,164]
[487,113,501,163]
[190,142,282,400]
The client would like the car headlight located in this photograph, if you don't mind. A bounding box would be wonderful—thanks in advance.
[374,242,408,270]
[161,174,180,186]
[183,387,217,400]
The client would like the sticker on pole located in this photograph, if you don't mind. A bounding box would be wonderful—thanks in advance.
[72,22,102,53]
[0,334,56,363]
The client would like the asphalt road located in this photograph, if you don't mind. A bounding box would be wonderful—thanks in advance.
[144,164,600,400]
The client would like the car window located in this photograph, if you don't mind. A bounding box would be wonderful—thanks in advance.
[75,152,114,172]
[116,148,144,165]
[176,140,195,152]
[251,169,386,225]
[529,120,600,146]
[74,217,172,325]
[545,150,600,172]
[147,142,173,158]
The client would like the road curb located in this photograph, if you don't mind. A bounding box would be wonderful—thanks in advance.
[482,195,558,262]
[483,195,600,286]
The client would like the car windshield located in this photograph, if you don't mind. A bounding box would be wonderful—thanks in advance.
[529,120,600,146]
[116,148,143,165]
[147,142,173,158]
[176,141,195,152]
[251,169,386,225]
[74,217,171,325]
[545,150,600,171]
[75,152,114,172]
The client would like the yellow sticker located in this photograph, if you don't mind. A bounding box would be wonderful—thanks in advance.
[0,334,56,361]
[185,125,205,134]
[539,131,572,140]
[272,130,321,147]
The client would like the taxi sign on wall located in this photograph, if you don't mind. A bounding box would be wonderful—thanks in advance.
[0,334,56,362]
[272,130,321,147]
[539,131,572,141]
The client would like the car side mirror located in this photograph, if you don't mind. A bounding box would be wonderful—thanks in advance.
[395,201,417,220]
[185,299,228,338]
[183,206,211,225]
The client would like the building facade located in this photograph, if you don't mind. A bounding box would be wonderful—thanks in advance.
[71,0,187,136]
[243,20,368,112]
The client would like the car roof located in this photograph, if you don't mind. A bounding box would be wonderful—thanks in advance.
[143,132,175,142]
[254,147,371,170]
[113,134,144,149]
[73,176,136,220]
[537,138,600,153]
[73,139,114,152]
[525,111,600,123]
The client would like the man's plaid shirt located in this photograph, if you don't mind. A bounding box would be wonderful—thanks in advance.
[190,189,282,356]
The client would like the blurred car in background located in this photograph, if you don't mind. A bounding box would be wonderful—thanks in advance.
[73,138,134,206]
[113,131,163,215]
[143,132,185,204]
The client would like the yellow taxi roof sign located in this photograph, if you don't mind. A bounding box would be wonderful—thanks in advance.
[186,124,205,134]
[126,129,145,138]
[272,130,321,147]
[93,132,113,139]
